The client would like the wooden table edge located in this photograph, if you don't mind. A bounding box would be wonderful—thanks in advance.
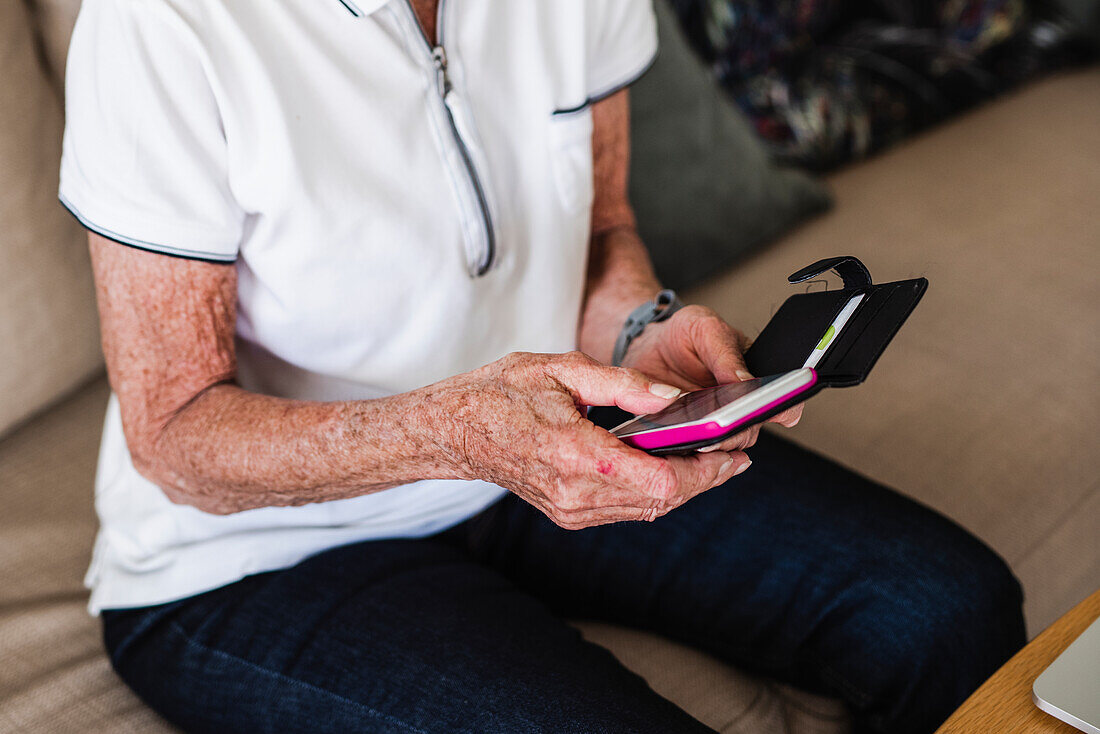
[936,588,1100,733]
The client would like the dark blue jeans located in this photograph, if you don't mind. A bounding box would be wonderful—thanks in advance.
[102,433,1025,734]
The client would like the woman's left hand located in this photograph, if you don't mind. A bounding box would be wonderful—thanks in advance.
[618,304,803,453]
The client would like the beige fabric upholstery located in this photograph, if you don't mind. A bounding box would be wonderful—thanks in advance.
[574,623,849,734]
[23,0,81,95]
[0,381,167,734]
[0,0,101,439]
[690,69,1100,635]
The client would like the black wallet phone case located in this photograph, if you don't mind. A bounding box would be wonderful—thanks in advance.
[744,256,927,385]
[644,256,927,455]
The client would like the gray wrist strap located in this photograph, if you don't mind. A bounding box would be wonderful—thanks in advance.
[611,289,684,366]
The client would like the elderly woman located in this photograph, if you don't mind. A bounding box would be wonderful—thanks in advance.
[60,0,1024,731]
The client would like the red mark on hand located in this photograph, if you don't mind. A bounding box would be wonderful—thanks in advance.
[597,460,613,476]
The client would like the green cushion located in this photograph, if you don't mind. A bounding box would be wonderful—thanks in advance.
[629,0,832,291]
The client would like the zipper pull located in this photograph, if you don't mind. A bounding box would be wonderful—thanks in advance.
[431,46,452,96]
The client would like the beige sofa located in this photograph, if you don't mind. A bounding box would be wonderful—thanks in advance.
[2,0,1098,731]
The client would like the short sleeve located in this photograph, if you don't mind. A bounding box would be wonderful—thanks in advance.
[584,0,659,103]
[59,0,244,262]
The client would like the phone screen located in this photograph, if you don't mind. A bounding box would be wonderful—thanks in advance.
[616,374,785,433]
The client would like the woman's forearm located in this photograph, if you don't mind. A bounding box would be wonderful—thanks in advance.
[578,225,662,364]
[579,91,663,364]
[140,381,465,515]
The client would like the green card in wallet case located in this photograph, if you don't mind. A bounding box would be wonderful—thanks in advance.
[745,256,928,390]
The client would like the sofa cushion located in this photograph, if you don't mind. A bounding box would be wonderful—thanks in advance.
[574,622,849,734]
[629,0,832,291]
[23,0,80,95]
[0,0,101,439]
[0,379,170,733]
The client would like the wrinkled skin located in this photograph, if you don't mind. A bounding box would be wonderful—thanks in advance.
[435,351,751,528]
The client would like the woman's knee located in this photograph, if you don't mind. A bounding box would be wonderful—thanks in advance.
[847,528,1025,732]
[869,512,1023,655]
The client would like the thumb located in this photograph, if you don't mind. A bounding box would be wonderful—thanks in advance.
[549,353,683,414]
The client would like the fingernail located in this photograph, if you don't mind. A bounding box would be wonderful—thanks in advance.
[735,370,754,382]
[698,443,722,453]
[720,458,736,475]
[649,383,682,399]
[733,460,752,476]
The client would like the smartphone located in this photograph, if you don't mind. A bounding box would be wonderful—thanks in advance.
[609,369,818,454]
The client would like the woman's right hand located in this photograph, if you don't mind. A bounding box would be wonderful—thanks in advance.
[430,351,752,529]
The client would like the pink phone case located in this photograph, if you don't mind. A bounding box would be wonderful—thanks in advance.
[619,371,819,452]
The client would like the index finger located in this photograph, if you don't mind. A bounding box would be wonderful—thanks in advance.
[769,403,803,428]
[701,326,804,429]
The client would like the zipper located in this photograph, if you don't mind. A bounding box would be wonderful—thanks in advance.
[404,0,497,276]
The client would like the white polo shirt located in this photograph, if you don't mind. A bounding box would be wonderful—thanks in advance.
[60,0,657,613]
